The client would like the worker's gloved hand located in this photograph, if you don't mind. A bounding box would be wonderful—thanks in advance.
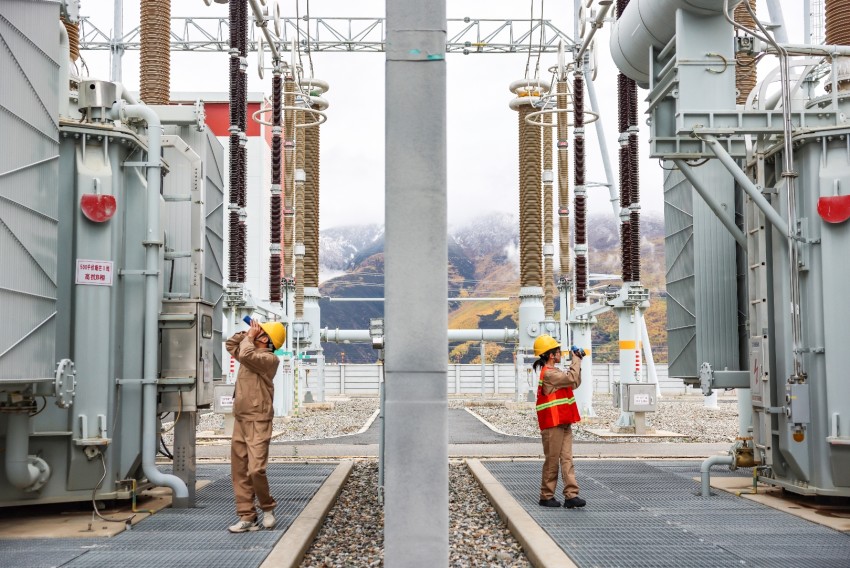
[570,346,586,359]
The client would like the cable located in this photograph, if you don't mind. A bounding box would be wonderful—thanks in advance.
[158,435,174,460]
[159,395,182,434]
[91,452,136,525]
[29,396,47,417]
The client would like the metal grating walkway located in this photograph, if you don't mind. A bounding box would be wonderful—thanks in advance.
[484,460,850,568]
[0,463,336,568]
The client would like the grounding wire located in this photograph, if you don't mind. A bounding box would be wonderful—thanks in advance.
[92,452,136,525]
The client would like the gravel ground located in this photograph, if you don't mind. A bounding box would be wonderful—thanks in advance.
[471,395,741,443]
[160,398,379,446]
[300,461,530,567]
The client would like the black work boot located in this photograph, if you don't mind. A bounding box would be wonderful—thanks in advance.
[563,496,587,508]
[538,497,562,507]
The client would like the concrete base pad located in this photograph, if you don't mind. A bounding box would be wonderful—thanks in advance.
[0,480,211,539]
[709,476,850,533]
[585,428,685,438]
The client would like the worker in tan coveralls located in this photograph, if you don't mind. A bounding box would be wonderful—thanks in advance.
[225,319,286,533]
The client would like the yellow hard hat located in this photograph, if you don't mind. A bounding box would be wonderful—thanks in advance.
[259,321,286,350]
[533,334,560,357]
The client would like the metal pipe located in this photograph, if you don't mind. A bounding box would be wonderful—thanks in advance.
[737,387,752,437]
[448,329,519,343]
[321,328,519,343]
[700,454,734,496]
[672,160,748,248]
[59,21,69,119]
[726,4,804,378]
[111,0,124,82]
[584,65,620,224]
[121,103,189,506]
[640,316,660,397]
[248,0,281,61]
[5,413,50,491]
[701,135,790,237]
[575,0,612,62]
[765,0,789,44]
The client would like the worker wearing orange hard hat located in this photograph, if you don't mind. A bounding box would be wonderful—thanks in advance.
[225,318,286,533]
[533,335,587,509]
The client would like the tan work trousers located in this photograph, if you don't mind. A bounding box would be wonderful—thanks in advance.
[540,423,579,500]
[231,419,276,521]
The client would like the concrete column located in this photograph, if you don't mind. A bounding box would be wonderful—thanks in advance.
[571,319,595,417]
[384,0,448,564]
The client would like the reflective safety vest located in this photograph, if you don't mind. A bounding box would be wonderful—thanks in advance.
[536,367,581,430]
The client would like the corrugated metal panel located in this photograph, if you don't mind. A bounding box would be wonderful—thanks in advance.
[0,0,60,382]
[663,167,696,378]
[203,128,225,379]
[160,123,225,379]
[663,162,739,379]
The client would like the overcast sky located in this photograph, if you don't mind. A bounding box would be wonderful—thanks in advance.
[81,1,803,229]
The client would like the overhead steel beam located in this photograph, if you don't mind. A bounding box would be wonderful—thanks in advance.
[78,16,575,53]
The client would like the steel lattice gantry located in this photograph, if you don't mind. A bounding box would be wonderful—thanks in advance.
[78,16,575,53]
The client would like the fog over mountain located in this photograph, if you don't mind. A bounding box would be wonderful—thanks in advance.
[317,213,667,363]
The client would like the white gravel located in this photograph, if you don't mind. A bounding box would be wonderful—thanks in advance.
[160,398,379,446]
[471,395,741,443]
[300,461,531,567]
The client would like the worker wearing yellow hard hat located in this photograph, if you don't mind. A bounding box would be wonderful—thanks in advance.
[225,318,286,533]
[532,335,587,509]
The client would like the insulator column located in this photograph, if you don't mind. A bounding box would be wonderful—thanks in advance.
[227,0,248,283]
[734,0,758,105]
[518,104,542,289]
[304,108,320,289]
[269,71,283,302]
[556,78,570,282]
[542,112,555,319]
[294,108,306,319]
[573,72,588,304]
[616,0,639,284]
[61,15,79,62]
[140,0,170,104]
[826,0,850,46]
[283,74,296,281]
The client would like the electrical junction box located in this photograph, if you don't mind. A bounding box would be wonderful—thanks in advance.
[213,384,235,414]
[786,383,810,424]
[623,383,657,412]
[159,300,217,412]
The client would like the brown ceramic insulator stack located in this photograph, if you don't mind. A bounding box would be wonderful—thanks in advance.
[269,73,283,302]
[518,104,543,289]
[294,111,306,318]
[826,0,850,46]
[627,77,640,282]
[61,16,79,62]
[556,80,570,281]
[283,76,296,280]
[226,0,247,282]
[543,112,555,319]
[616,0,638,284]
[573,73,587,304]
[140,0,170,104]
[304,111,320,289]
[735,0,757,104]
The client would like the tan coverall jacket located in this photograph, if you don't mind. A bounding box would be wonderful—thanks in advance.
[539,356,582,501]
[226,332,280,521]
